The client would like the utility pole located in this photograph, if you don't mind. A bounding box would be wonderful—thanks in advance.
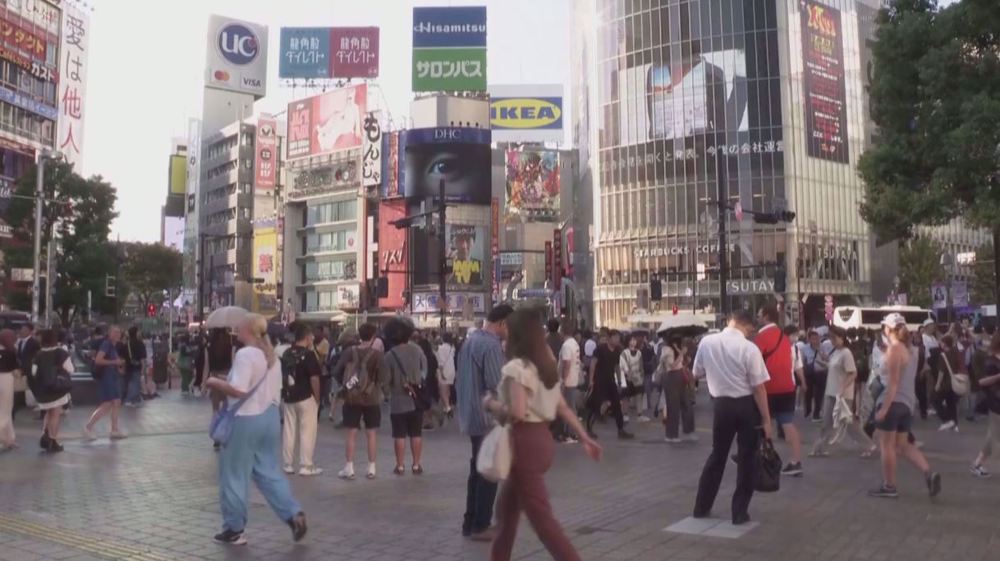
[716,157,729,316]
[438,179,447,331]
[31,156,46,325]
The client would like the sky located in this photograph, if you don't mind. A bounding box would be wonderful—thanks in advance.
[83,0,571,243]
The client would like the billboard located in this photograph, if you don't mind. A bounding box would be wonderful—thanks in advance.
[411,6,487,92]
[447,224,486,287]
[0,177,12,238]
[255,115,277,191]
[183,118,202,292]
[377,199,407,310]
[286,83,367,160]
[800,0,849,163]
[505,150,560,222]
[169,154,186,195]
[361,112,382,188]
[279,27,330,79]
[413,292,486,314]
[380,130,401,198]
[331,27,379,79]
[205,15,268,98]
[401,127,491,204]
[252,224,279,315]
[56,4,89,169]
[489,84,563,143]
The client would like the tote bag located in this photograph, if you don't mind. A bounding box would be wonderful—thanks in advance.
[940,354,971,397]
[476,424,512,482]
[753,438,782,493]
[209,373,267,446]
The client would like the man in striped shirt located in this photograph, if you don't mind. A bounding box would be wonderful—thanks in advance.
[456,304,513,542]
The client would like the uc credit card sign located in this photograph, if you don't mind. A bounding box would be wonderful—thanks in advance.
[489,84,564,143]
[412,6,487,92]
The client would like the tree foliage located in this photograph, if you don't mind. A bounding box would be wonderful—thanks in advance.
[859,0,1000,310]
[121,242,182,310]
[898,237,943,308]
[3,160,119,324]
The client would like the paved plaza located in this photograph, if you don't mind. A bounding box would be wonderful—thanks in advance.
[0,390,998,561]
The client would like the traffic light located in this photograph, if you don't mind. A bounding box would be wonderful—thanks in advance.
[105,275,116,298]
[146,304,156,317]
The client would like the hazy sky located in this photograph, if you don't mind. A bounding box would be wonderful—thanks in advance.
[84,0,571,242]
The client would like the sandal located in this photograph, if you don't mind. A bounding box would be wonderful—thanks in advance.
[393,465,405,476]
[412,465,424,475]
[861,446,878,459]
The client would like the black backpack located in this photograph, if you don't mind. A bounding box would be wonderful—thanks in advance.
[280,347,309,401]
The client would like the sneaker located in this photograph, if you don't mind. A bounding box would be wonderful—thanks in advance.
[338,464,356,480]
[214,529,247,546]
[46,440,64,453]
[623,415,630,423]
[298,465,323,476]
[938,421,956,431]
[366,464,376,480]
[811,417,822,423]
[283,464,295,475]
[926,472,942,497]
[665,437,682,443]
[39,431,51,449]
[287,512,307,542]
[564,436,579,444]
[781,462,804,477]
[867,484,899,498]
[970,464,991,478]
[617,430,635,440]
[952,425,960,433]
[109,431,128,440]
[82,427,97,441]
[682,433,699,443]
[638,415,652,423]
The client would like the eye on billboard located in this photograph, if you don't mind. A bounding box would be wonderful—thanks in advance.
[800,0,849,163]
[411,6,487,92]
[401,127,491,204]
[489,85,563,143]
[286,83,367,160]
[505,150,560,222]
[206,15,268,99]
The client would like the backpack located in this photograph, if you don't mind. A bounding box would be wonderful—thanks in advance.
[280,347,309,402]
[344,347,378,404]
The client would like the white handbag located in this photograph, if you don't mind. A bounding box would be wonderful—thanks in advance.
[940,355,971,397]
[476,424,512,482]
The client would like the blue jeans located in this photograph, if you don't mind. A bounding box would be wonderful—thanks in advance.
[124,370,142,404]
[219,405,302,532]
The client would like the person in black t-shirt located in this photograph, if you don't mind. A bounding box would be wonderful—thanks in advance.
[281,323,323,476]
[584,330,634,440]
[970,335,1000,478]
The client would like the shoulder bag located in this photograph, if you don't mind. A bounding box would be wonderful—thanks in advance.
[209,372,268,446]
[939,353,971,397]
[753,437,782,493]
[389,348,431,411]
[476,423,512,482]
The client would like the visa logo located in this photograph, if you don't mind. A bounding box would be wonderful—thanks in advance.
[490,98,562,129]
[242,77,263,88]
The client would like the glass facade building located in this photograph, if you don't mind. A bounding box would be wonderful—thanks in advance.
[575,0,888,328]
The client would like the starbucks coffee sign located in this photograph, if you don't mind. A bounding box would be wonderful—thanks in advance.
[634,243,737,258]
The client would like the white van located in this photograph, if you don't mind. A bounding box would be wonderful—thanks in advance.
[832,306,933,331]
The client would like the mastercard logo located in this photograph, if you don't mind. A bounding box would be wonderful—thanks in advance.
[214,70,230,81]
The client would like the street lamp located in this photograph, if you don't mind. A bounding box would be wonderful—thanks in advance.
[940,252,954,323]
[31,149,62,325]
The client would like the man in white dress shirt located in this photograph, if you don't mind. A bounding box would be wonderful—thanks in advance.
[692,310,772,525]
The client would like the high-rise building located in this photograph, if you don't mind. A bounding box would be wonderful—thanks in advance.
[572,0,986,328]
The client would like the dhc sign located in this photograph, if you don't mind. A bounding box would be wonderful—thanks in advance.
[490,97,563,130]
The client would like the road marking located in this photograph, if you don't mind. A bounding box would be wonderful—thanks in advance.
[0,513,177,561]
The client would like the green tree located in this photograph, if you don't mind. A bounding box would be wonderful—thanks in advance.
[898,237,943,308]
[858,0,1000,310]
[121,242,182,311]
[3,160,119,325]
[970,243,996,306]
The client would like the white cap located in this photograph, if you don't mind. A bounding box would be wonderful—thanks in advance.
[882,312,907,329]
[921,318,935,328]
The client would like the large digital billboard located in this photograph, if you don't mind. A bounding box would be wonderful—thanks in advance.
[286,84,367,160]
[505,150,560,222]
[447,224,486,287]
[800,0,849,163]
[401,127,491,204]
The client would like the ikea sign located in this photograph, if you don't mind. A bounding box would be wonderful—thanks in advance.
[489,85,564,143]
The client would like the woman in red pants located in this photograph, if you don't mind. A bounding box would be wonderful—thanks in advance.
[483,308,602,561]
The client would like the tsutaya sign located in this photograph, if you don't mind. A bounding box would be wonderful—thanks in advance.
[634,243,736,258]
[726,279,775,295]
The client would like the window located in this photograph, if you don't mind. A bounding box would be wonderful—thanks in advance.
[305,229,354,253]
[304,258,357,282]
[305,199,358,226]
[305,290,340,312]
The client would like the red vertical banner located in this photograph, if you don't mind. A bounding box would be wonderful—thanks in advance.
[378,200,408,310]
[552,229,562,290]
[544,241,553,288]
[255,115,277,191]
[491,197,500,299]
[565,226,575,277]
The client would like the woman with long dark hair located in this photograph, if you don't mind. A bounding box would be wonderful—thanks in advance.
[0,329,18,450]
[32,329,73,452]
[935,335,963,432]
[483,307,601,561]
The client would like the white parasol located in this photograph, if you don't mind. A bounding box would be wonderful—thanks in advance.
[204,306,249,329]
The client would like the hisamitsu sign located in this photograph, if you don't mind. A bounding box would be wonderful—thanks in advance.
[412,6,487,92]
